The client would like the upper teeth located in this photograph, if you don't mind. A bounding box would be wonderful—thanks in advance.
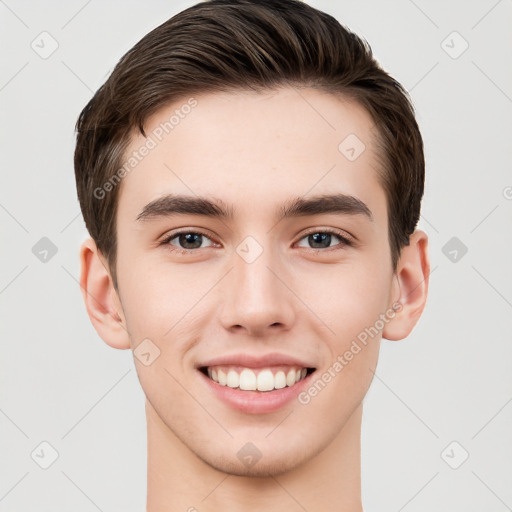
[207,366,308,392]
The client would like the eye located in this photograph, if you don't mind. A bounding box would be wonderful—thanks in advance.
[161,230,216,253]
[296,229,353,250]
[159,228,353,254]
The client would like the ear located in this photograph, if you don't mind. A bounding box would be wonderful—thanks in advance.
[383,229,430,341]
[79,237,131,350]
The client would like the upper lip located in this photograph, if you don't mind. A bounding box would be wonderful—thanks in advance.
[197,352,316,369]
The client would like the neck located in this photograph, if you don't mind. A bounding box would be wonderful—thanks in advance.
[146,400,364,512]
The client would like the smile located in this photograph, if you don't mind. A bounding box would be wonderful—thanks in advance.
[197,353,317,413]
[202,366,314,392]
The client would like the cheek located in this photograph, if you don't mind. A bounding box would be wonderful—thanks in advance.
[308,260,393,348]
[117,260,210,373]
[303,270,389,423]
[117,239,188,317]
[122,277,169,330]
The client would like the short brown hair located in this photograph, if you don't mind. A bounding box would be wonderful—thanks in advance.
[74,0,424,290]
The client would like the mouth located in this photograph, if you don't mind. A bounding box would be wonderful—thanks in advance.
[196,353,317,413]
[199,365,316,392]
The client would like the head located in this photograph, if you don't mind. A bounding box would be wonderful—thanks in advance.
[76,0,429,477]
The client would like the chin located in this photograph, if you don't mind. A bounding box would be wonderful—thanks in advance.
[201,450,311,478]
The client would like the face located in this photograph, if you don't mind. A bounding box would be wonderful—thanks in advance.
[113,87,399,476]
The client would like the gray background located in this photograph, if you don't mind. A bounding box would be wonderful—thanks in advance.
[1,0,511,510]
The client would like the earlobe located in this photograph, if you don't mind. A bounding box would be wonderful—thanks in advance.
[79,238,131,350]
[382,230,430,341]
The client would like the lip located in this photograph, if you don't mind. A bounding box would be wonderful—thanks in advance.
[196,352,316,414]
[198,369,314,414]
[197,352,314,370]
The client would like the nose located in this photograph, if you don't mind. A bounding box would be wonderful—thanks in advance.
[218,241,296,337]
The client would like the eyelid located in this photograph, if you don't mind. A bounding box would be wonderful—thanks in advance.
[159,228,218,247]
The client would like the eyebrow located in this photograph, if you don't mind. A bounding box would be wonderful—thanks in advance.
[136,193,373,222]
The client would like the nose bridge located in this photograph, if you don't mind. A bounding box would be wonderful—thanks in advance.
[219,234,295,333]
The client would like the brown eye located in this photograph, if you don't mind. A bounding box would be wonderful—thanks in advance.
[174,233,204,249]
[162,231,215,252]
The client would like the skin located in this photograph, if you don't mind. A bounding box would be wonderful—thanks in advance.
[80,87,430,512]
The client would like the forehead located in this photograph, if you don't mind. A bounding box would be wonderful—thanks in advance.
[116,87,386,224]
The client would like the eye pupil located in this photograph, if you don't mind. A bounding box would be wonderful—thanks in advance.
[180,233,202,249]
[309,233,331,248]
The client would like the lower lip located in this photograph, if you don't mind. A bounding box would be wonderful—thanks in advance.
[199,370,313,414]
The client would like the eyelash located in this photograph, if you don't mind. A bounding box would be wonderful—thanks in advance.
[159,228,354,255]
